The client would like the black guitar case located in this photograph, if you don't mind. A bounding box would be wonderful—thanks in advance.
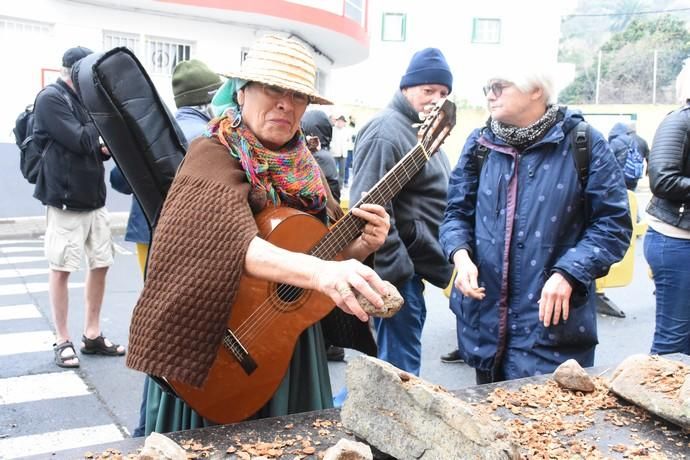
[71,47,187,228]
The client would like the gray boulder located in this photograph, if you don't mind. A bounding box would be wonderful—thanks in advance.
[340,356,519,460]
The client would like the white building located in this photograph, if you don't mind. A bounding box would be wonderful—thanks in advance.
[0,0,573,143]
[331,0,574,109]
[0,0,369,142]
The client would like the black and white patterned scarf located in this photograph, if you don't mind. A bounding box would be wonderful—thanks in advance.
[490,104,560,149]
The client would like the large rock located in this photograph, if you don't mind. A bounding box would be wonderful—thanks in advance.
[340,356,519,460]
[553,358,595,392]
[609,354,690,430]
[323,438,373,460]
[138,432,187,460]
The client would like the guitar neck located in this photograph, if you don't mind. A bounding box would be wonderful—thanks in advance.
[310,142,432,260]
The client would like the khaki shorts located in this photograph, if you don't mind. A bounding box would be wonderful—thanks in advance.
[45,206,114,272]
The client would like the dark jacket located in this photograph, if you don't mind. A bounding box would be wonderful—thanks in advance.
[646,104,690,230]
[350,91,453,288]
[631,132,650,161]
[608,122,635,171]
[440,108,631,376]
[302,110,340,203]
[174,106,212,142]
[110,166,151,244]
[33,79,108,211]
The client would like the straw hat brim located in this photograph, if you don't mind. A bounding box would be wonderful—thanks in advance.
[223,70,333,106]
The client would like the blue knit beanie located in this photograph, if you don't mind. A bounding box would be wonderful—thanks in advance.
[399,48,453,93]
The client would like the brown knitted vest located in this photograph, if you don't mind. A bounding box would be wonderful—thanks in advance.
[125,136,350,388]
[126,137,258,387]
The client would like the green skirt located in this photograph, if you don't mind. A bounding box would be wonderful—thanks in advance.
[144,323,333,435]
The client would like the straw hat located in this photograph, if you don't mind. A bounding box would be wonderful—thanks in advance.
[223,34,332,105]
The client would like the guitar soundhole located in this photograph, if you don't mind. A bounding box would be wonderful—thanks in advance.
[275,284,304,304]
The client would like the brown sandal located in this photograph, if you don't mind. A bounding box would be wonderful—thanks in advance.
[54,341,80,368]
[80,334,126,356]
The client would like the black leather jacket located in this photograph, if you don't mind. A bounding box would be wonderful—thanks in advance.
[646,104,690,230]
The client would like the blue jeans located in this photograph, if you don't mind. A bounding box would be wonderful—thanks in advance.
[644,228,690,355]
[374,274,426,375]
[344,150,353,186]
[334,156,346,188]
[132,377,149,437]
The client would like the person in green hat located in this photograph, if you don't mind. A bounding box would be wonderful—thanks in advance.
[172,59,223,141]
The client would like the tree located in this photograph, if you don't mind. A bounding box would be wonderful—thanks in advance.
[561,14,690,104]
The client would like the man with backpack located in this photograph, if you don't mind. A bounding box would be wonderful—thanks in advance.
[609,122,644,191]
[32,46,124,368]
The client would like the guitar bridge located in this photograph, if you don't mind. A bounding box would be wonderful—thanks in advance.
[223,329,257,375]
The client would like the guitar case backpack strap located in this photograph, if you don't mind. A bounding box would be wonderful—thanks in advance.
[71,47,187,229]
[72,47,187,396]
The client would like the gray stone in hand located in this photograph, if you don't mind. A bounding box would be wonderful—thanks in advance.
[355,280,403,318]
[553,358,596,392]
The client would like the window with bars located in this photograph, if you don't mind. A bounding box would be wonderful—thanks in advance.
[472,18,501,44]
[144,37,193,76]
[344,0,365,26]
[381,13,406,42]
[0,16,51,38]
[103,31,140,54]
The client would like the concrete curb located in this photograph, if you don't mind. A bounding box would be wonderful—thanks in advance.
[0,212,129,240]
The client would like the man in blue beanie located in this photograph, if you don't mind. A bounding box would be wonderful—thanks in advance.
[349,48,455,377]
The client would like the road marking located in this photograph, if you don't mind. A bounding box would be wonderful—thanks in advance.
[0,424,123,459]
[0,304,40,321]
[0,331,54,356]
[0,256,45,265]
[0,282,84,296]
[0,268,50,279]
[0,247,43,254]
[0,240,41,245]
[0,371,89,405]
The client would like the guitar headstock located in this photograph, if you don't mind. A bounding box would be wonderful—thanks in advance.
[417,98,457,155]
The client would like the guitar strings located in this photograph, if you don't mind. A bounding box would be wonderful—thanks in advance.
[233,139,435,348]
[231,143,430,345]
[231,124,443,348]
[233,135,437,348]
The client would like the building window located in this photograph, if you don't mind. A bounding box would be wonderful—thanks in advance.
[381,13,406,42]
[0,16,51,39]
[344,0,365,26]
[144,37,193,76]
[472,18,501,44]
[103,31,140,54]
[315,69,327,97]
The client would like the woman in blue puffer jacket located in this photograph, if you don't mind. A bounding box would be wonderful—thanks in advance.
[440,63,632,384]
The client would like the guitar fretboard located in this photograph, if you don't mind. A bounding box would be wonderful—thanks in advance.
[309,142,432,260]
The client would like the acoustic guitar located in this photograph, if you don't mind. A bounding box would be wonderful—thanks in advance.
[167,98,457,424]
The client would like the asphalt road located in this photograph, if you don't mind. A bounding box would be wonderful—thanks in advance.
[0,168,660,458]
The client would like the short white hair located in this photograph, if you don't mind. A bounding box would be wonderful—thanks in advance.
[487,61,557,105]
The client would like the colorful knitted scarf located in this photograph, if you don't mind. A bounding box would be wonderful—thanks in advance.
[206,112,326,214]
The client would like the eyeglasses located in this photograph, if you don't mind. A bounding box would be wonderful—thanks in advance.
[482,82,511,97]
[255,82,311,106]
